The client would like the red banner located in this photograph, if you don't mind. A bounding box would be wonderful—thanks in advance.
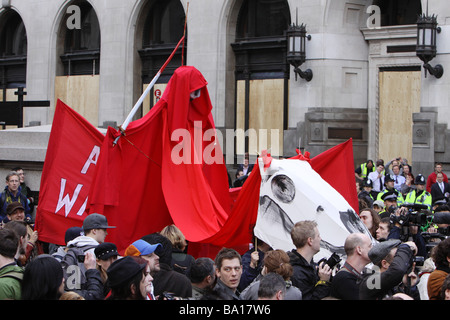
[35,100,104,245]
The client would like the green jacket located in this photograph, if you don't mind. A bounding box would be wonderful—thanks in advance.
[0,263,24,300]
[405,189,432,211]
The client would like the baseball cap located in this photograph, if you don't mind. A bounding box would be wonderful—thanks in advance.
[6,202,25,216]
[82,213,116,231]
[124,239,161,257]
[64,226,83,244]
[373,200,385,209]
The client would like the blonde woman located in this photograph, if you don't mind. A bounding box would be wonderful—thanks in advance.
[160,224,195,276]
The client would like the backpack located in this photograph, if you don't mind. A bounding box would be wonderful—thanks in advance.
[0,271,23,281]
[60,245,96,291]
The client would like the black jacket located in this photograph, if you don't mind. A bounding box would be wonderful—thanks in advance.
[238,249,265,292]
[287,250,330,300]
[153,263,192,298]
[359,244,419,300]
[203,278,240,300]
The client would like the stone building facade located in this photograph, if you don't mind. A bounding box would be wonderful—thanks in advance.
[0,0,449,191]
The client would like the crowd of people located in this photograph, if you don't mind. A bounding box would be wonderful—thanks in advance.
[0,160,449,301]
[355,157,450,300]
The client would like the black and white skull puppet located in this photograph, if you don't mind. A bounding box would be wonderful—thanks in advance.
[253,156,376,263]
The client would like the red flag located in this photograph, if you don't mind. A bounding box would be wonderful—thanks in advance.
[35,100,104,245]
[310,139,359,213]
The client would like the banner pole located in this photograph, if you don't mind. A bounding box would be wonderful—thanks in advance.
[113,35,185,145]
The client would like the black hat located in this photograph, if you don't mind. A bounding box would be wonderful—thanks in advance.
[106,256,147,288]
[83,213,116,231]
[415,174,426,185]
[95,242,119,261]
[363,179,373,188]
[385,174,395,183]
[64,226,83,244]
[6,202,25,216]
[381,190,397,202]
[369,239,401,265]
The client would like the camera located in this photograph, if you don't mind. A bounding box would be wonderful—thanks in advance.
[390,204,432,227]
[77,254,85,263]
[158,292,176,300]
[318,252,341,269]
[413,256,425,267]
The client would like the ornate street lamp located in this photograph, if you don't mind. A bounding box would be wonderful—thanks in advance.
[416,14,443,78]
[286,23,312,82]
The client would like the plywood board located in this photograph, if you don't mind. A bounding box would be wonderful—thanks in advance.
[142,83,167,116]
[55,75,99,125]
[378,71,421,163]
[235,80,246,156]
[248,79,284,156]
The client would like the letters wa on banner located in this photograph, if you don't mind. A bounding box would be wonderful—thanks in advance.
[35,100,104,245]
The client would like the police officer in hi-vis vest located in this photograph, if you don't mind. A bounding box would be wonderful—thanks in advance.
[355,160,375,181]
[377,174,405,207]
[405,174,432,211]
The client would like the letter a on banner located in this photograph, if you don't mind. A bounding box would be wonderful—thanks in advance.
[35,100,105,246]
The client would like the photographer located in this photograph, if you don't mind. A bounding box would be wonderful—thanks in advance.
[387,205,428,258]
[3,202,43,264]
[61,214,114,300]
[359,239,420,300]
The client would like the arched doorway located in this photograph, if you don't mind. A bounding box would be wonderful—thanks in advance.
[137,0,187,115]
[0,9,27,128]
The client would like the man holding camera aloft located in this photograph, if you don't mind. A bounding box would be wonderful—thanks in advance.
[359,239,420,300]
